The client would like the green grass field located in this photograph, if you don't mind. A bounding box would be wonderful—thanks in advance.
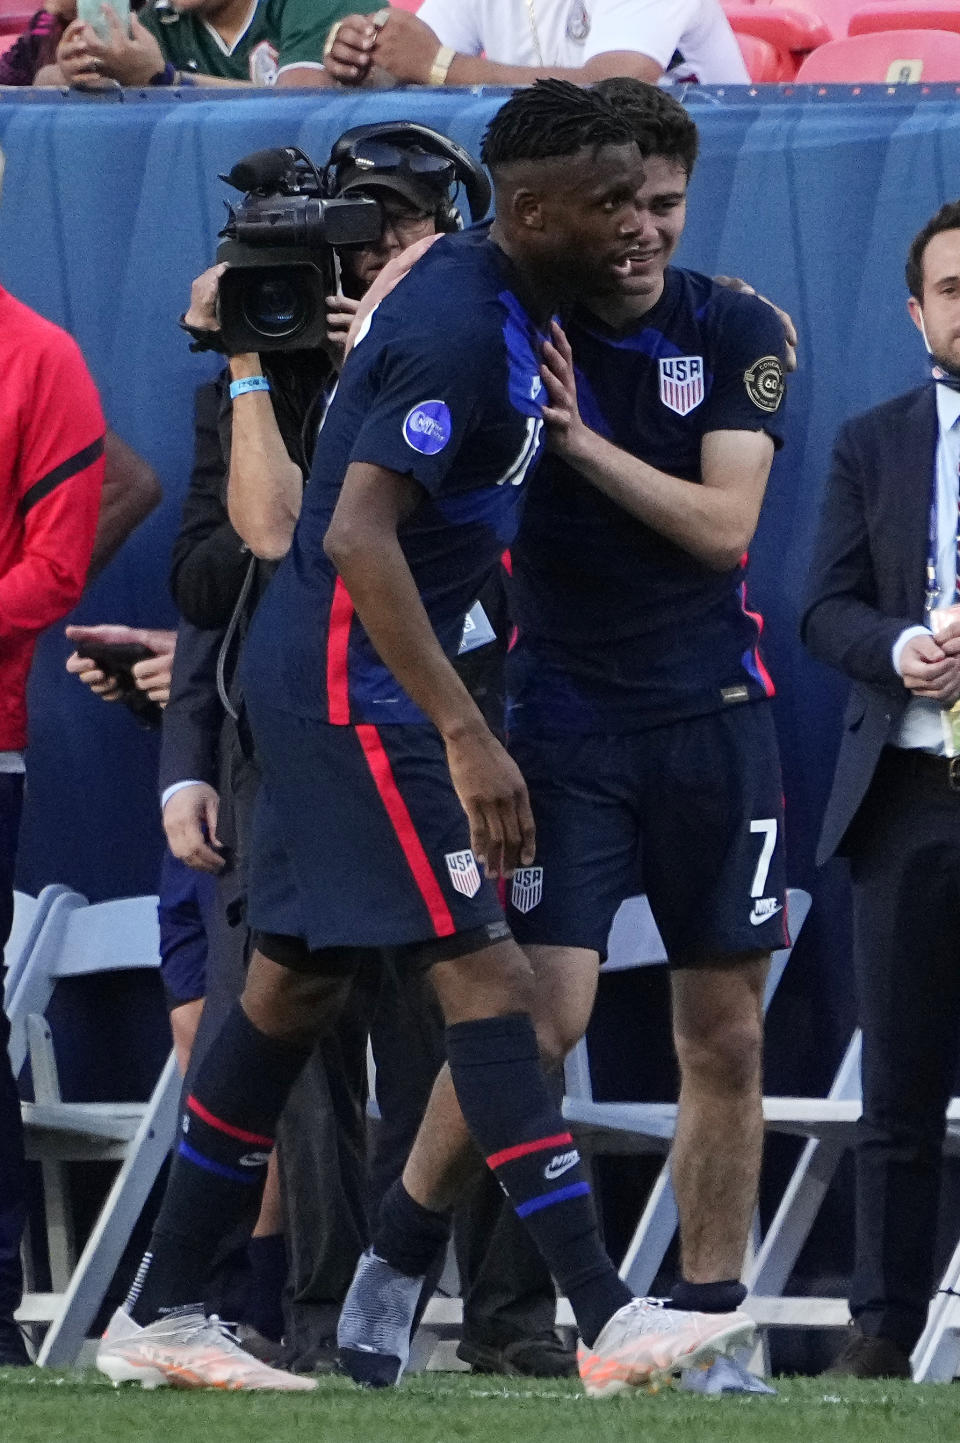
[2,1371,959,1443]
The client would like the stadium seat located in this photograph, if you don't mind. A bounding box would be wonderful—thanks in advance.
[795,27,960,79]
[850,2,960,38]
[561,888,811,1303]
[723,5,831,72]
[737,30,792,79]
[0,0,31,38]
[7,893,179,1368]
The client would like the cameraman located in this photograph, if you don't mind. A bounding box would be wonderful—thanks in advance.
[164,124,570,1379]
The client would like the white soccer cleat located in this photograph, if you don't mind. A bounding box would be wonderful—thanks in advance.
[95,1306,316,1391]
[577,1297,756,1399]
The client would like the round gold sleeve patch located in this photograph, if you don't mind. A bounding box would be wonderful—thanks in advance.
[744,355,785,413]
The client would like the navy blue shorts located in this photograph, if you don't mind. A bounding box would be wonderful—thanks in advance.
[246,700,505,955]
[505,702,788,965]
[157,850,215,1010]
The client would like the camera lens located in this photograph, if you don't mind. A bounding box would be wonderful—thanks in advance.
[241,269,309,340]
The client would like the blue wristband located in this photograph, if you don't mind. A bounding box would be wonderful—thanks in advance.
[229,375,270,400]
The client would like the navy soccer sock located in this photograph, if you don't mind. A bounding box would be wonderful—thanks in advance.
[373,1177,451,1278]
[669,1279,747,1314]
[127,1004,310,1326]
[445,1013,631,1347]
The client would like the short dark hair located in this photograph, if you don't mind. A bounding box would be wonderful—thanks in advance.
[480,78,634,173]
[906,199,960,299]
[591,77,699,177]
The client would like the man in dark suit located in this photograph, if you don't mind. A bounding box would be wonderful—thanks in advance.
[802,198,960,1379]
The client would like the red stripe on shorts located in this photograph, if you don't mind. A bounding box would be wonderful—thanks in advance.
[486,1132,574,1170]
[187,1095,274,1147]
[326,577,354,724]
[355,723,456,938]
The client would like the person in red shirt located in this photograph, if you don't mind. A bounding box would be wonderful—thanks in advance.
[0,259,105,1361]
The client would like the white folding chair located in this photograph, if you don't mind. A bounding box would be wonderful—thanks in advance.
[7,893,180,1367]
[3,885,76,1006]
[562,888,812,1299]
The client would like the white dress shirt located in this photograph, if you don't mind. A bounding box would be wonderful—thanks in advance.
[891,382,960,754]
[417,0,749,83]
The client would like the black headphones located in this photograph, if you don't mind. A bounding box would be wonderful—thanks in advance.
[325,122,491,235]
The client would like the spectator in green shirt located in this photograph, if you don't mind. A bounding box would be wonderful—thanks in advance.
[51,0,355,88]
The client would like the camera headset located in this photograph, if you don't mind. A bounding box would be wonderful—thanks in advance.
[324,122,491,236]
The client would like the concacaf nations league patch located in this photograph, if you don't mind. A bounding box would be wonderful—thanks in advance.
[403,400,452,455]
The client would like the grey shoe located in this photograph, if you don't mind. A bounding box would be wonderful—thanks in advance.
[682,1354,776,1394]
[337,1249,423,1388]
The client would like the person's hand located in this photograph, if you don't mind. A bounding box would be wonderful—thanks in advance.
[713,275,798,374]
[163,783,226,874]
[368,8,443,84]
[899,632,960,704]
[344,234,442,356]
[324,12,378,86]
[131,648,174,707]
[70,8,166,85]
[56,17,104,85]
[185,262,228,335]
[65,644,122,700]
[64,624,176,705]
[539,320,592,460]
[325,291,360,365]
[444,724,535,880]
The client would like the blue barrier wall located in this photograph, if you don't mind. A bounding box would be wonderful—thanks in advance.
[1,86,959,1100]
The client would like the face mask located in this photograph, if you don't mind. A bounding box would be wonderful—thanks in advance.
[918,306,960,391]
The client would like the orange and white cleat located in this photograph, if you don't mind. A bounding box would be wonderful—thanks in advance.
[577,1297,755,1399]
[95,1307,316,1391]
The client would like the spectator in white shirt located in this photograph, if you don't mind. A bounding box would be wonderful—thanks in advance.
[326,0,748,89]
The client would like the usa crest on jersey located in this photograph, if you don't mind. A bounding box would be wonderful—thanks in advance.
[511,867,543,914]
[658,356,704,417]
[445,850,481,898]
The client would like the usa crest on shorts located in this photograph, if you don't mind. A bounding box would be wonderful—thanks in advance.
[511,867,543,914]
[445,850,481,898]
[658,356,704,417]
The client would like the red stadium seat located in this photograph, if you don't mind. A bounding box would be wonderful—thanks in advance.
[730,0,872,39]
[0,0,31,38]
[795,26,960,78]
[736,30,795,77]
[0,29,18,59]
[850,3,960,38]
[723,4,830,69]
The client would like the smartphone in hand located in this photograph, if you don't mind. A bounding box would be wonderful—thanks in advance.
[76,0,131,42]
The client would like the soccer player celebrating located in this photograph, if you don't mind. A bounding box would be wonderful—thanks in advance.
[338,78,789,1388]
[96,79,754,1397]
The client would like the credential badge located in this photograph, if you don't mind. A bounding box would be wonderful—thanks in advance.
[658,356,704,417]
[511,867,543,914]
[445,850,481,898]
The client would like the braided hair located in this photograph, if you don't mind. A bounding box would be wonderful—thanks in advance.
[480,78,635,173]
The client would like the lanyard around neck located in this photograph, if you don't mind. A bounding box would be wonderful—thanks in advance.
[524,0,546,65]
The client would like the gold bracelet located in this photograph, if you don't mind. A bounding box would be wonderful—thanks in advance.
[322,19,341,61]
[428,44,456,86]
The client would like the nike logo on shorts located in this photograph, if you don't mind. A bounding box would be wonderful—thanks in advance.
[749,898,782,925]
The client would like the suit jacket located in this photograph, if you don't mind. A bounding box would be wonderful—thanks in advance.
[801,384,938,863]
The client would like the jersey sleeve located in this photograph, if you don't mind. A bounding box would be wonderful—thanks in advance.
[584,0,700,66]
[416,0,484,54]
[700,293,788,447]
[275,0,351,71]
[0,330,105,642]
[345,318,494,496]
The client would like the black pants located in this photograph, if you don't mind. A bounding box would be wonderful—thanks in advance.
[847,748,960,1352]
[0,774,25,1321]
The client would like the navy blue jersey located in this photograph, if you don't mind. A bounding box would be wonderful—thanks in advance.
[242,228,546,726]
[507,266,787,735]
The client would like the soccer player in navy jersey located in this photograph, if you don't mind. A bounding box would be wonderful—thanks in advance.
[508,76,789,1343]
[335,78,791,1395]
[96,80,754,1397]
